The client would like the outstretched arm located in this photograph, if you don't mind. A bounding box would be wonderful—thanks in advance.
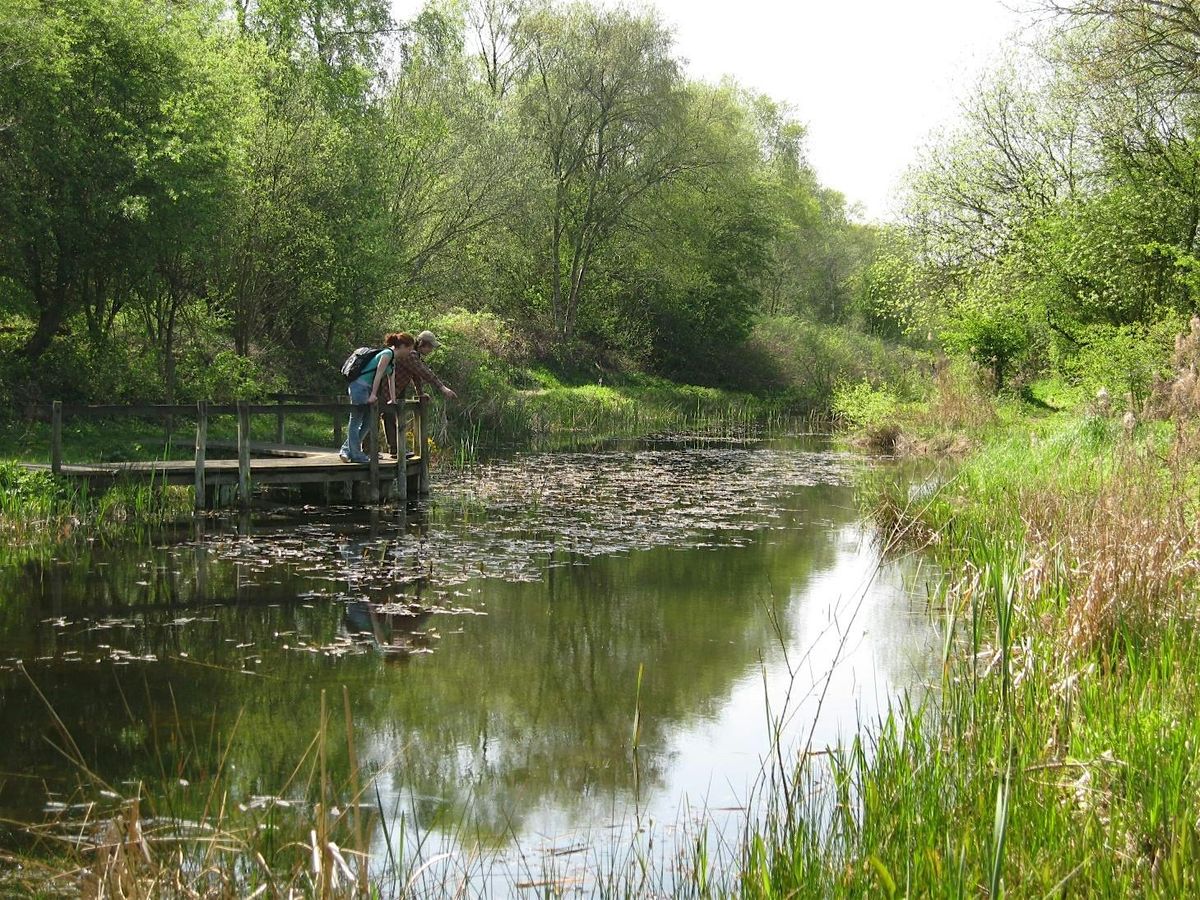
[400,354,456,399]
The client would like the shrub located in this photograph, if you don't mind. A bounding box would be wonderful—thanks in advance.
[831,380,900,429]
[1064,320,1178,412]
[421,309,527,438]
[919,357,997,432]
[1149,315,1200,420]
[739,316,930,412]
[177,349,285,402]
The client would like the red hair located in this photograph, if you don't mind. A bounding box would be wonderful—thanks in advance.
[384,332,415,348]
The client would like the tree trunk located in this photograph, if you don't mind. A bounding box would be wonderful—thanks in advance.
[23,299,66,361]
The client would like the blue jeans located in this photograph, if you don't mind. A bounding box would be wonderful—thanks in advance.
[340,380,373,462]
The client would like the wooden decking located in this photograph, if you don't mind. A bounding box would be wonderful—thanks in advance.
[24,449,420,486]
[24,396,432,508]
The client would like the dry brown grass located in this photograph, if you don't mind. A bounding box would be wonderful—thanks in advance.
[1019,439,1200,655]
[1149,315,1200,420]
[8,686,379,899]
[921,358,998,433]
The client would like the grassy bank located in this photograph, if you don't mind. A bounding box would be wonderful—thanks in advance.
[746,397,1200,895]
[0,462,192,559]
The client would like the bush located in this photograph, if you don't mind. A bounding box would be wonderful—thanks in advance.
[421,309,528,437]
[919,357,997,432]
[0,461,67,504]
[831,380,900,429]
[1064,320,1178,412]
[738,315,930,412]
[176,349,285,402]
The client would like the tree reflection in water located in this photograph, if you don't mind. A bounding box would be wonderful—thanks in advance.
[0,439,941,883]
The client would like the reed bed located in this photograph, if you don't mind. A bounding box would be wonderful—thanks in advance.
[0,462,191,562]
[435,381,794,462]
[747,414,1200,897]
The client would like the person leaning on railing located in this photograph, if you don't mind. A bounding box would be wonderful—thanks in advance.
[379,330,457,458]
[340,332,413,464]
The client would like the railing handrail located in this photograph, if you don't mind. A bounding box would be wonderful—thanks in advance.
[34,398,423,420]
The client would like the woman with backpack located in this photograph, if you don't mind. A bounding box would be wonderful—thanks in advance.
[339,332,415,463]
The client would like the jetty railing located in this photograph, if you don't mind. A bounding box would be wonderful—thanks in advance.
[37,395,429,508]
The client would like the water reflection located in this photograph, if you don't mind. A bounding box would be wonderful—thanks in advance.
[0,437,940,886]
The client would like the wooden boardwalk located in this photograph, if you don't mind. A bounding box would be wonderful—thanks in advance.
[25,396,432,509]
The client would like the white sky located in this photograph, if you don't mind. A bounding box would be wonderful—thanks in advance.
[651,0,1033,221]
[394,0,1034,221]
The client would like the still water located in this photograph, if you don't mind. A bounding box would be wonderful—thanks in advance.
[0,436,940,891]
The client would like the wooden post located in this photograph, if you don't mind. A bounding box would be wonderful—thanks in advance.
[367,399,380,503]
[396,426,408,504]
[50,400,62,475]
[275,393,286,445]
[237,400,251,509]
[334,398,344,448]
[194,400,208,510]
[417,397,430,496]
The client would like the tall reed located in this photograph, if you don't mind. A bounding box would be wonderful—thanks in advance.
[745,415,1200,896]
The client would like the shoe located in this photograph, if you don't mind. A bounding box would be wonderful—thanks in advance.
[338,451,351,463]
[350,455,370,464]
[405,451,416,459]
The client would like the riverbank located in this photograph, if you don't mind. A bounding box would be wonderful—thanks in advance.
[750,398,1200,895]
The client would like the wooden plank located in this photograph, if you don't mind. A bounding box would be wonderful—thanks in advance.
[275,395,286,444]
[54,403,222,419]
[34,400,349,420]
[237,401,251,508]
[19,452,420,488]
[244,402,346,415]
[22,452,425,474]
[202,439,318,458]
[396,441,408,503]
[51,400,62,475]
[194,400,207,510]
[272,393,341,402]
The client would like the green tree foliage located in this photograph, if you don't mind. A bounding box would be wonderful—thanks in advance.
[0,0,884,404]
[0,0,248,366]
[513,3,699,344]
[896,6,1200,402]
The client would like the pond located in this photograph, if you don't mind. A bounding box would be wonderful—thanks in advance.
[0,435,941,894]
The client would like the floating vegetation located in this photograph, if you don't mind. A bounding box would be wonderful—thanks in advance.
[2,444,854,675]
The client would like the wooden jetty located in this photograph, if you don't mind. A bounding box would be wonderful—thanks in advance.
[25,395,433,509]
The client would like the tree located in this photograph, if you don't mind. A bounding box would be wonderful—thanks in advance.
[0,0,246,362]
[514,4,705,343]
[376,8,527,305]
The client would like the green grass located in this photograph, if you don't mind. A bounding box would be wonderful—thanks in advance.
[422,374,793,462]
[0,461,192,564]
[748,408,1200,897]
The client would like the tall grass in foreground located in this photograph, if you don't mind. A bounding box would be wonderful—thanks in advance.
[745,416,1200,897]
[1,675,737,898]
